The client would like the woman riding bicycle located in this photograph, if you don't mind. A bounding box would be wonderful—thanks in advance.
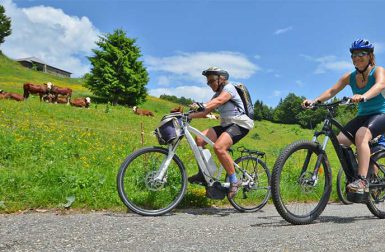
[188,67,254,198]
[303,39,385,195]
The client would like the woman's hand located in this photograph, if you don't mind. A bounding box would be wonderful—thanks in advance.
[351,94,366,103]
[302,99,314,108]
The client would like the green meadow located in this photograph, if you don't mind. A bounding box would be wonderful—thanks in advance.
[0,53,343,212]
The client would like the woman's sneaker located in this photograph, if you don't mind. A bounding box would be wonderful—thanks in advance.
[347,177,369,194]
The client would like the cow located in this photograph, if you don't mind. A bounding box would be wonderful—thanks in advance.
[0,90,7,99]
[51,85,72,103]
[23,82,52,101]
[133,106,154,117]
[0,90,24,101]
[70,97,91,108]
[7,93,24,102]
[56,96,70,104]
[170,106,184,113]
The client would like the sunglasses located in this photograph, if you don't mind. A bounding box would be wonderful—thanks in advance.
[351,51,369,58]
[207,78,218,85]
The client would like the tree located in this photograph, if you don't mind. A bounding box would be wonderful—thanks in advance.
[273,93,303,124]
[0,5,12,48]
[254,100,273,121]
[85,29,149,105]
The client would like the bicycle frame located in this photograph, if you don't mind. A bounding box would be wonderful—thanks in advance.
[154,115,254,187]
[309,104,385,188]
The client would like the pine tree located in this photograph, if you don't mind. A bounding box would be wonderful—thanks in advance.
[85,29,149,105]
[0,5,12,48]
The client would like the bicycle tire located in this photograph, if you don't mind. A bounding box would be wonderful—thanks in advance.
[227,156,271,212]
[336,167,352,205]
[117,146,187,216]
[366,150,385,218]
[271,140,332,225]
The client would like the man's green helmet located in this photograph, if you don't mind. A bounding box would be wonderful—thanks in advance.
[202,67,229,80]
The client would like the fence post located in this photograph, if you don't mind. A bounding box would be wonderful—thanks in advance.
[141,122,144,146]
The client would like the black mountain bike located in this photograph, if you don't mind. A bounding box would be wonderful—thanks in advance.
[271,98,385,225]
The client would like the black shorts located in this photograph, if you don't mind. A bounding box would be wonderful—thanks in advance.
[212,124,249,145]
[343,113,385,140]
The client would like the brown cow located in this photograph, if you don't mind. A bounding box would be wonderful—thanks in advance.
[170,106,184,113]
[23,82,52,101]
[70,97,91,108]
[0,90,7,99]
[56,96,70,104]
[51,85,72,103]
[0,90,24,101]
[133,106,154,116]
[7,93,24,102]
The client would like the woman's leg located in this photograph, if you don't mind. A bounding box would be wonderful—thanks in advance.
[213,132,234,175]
[355,126,372,177]
[195,128,218,147]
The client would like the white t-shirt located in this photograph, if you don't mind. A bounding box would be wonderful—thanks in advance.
[212,83,254,130]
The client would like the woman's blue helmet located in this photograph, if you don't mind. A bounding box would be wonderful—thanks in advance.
[350,39,374,53]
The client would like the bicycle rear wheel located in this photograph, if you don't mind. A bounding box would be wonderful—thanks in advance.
[271,140,332,225]
[366,150,385,218]
[336,167,352,205]
[117,146,187,216]
[227,156,271,212]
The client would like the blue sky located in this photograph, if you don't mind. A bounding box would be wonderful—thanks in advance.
[1,0,385,107]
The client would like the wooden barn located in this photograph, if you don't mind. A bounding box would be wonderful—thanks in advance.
[16,57,72,78]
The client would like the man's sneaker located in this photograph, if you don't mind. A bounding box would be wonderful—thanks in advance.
[347,178,369,194]
[188,170,206,185]
[227,180,242,199]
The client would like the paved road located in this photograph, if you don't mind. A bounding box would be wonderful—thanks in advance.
[0,203,384,251]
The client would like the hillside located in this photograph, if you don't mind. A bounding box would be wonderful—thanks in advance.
[0,54,343,212]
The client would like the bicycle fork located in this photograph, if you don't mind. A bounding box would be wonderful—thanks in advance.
[154,143,179,182]
[299,136,329,186]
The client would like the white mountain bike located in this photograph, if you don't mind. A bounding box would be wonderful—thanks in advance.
[117,109,271,216]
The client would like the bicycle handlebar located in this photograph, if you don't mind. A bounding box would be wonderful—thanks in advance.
[306,97,354,110]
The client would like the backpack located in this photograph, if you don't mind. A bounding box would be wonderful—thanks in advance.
[232,83,254,120]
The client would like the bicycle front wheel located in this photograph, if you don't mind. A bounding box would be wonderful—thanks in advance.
[117,146,187,216]
[336,167,352,205]
[271,140,332,225]
[228,156,271,212]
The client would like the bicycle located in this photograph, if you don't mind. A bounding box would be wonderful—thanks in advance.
[271,97,385,225]
[117,109,271,216]
[336,136,385,205]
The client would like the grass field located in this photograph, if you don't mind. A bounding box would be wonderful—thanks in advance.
[0,53,343,213]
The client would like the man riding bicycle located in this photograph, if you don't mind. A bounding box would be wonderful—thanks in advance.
[188,67,254,198]
[303,39,385,195]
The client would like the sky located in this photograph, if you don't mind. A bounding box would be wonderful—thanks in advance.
[1,0,385,107]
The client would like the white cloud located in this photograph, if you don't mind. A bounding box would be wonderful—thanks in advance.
[149,85,213,102]
[301,54,351,74]
[157,76,171,86]
[272,90,282,97]
[145,51,260,84]
[374,41,385,54]
[1,0,100,77]
[274,26,293,35]
[296,80,305,87]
